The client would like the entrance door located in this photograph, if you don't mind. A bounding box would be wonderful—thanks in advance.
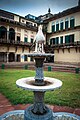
[9,53,15,62]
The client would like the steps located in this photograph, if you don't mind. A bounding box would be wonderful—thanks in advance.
[0,62,80,73]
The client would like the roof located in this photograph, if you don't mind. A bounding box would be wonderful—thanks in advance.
[43,6,80,23]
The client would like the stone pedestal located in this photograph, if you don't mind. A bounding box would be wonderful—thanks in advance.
[24,106,53,120]
[34,57,45,85]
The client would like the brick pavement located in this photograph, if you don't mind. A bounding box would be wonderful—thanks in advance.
[0,93,80,116]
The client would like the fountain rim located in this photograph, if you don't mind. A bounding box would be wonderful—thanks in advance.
[16,77,62,92]
[26,53,54,57]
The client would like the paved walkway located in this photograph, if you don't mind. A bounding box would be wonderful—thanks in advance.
[0,93,80,116]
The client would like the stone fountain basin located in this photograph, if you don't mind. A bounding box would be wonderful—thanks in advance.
[1,110,80,120]
[16,77,62,92]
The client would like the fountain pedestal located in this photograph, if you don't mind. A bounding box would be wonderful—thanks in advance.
[24,55,54,120]
[34,57,45,85]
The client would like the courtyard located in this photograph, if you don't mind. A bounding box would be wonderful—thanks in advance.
[0,69,80,109]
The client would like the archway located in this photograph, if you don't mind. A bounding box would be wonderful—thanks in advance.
[0,52,7,62]
[9,28,15,43]
[0,26,7,40]
[9,53,15,62]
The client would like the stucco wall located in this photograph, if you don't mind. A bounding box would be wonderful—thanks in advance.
[54,48,80,64]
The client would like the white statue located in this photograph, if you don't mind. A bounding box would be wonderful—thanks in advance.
[34,25,45,53]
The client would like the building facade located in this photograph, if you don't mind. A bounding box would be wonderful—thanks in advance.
[44,3,80,65]
[0,9,37,63]
[0,1,80,65]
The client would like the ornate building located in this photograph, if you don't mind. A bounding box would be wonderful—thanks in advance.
[43,2,80,65]
[0,1,80,65]
[0,9,37,62]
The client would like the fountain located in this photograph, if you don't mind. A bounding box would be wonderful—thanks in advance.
[0,25,80,120]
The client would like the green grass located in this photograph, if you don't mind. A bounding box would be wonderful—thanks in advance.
[0,69,80,108]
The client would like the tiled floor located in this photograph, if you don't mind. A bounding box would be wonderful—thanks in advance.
[0,93,80,116]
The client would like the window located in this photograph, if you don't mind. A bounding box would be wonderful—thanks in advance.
[53,38,55,44]
[56,21,59,31]
[30,57,33,61]
[24,55,27,61]
[31,38,33,43]
[17,36,20,42]
[65,35,70,43]
[65,34,74,43]
[24,37,28,42]
[65,18,69,29]
[70,34,74,43]
[60,36,63,44]
[55,37,59,44]
[70,17,75,28]
[52,22,55,32]
[50,39,53,45]
[50,38,55,45]
[0,26,7,39]
[60,20,64,30]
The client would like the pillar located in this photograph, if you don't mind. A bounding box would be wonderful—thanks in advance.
[7,53,9,63]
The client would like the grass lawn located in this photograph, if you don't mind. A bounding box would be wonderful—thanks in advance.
[0,69,80,108]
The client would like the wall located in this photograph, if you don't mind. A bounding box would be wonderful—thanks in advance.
[54,48,80,64]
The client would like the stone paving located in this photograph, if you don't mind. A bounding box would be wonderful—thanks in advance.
[0,93,80,116]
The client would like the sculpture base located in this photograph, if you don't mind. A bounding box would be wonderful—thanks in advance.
[24,105,53,120]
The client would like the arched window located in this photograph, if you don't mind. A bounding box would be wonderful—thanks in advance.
[9,53,15,62]
[0,26,7,39]
[9,28,15,42]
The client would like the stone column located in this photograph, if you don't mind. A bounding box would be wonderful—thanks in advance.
[7,26,9,42]
[7,53,9,63]
[34,57,45,85]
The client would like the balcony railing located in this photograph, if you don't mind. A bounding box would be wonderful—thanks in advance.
[0,38,32,46]
[50,41,80,48]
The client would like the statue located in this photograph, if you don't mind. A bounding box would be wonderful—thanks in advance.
[34,25,45,53]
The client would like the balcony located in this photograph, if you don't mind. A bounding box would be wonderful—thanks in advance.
[50,41,80,49]
[0,38,32,47]
[44,41,80,53]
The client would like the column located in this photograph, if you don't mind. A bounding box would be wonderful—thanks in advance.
[7,26,9,41]
[34,57,45,85]
[63,36,65,43]
[7,53,9,63]
[15,54,17,62]
[15,27,17,41]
